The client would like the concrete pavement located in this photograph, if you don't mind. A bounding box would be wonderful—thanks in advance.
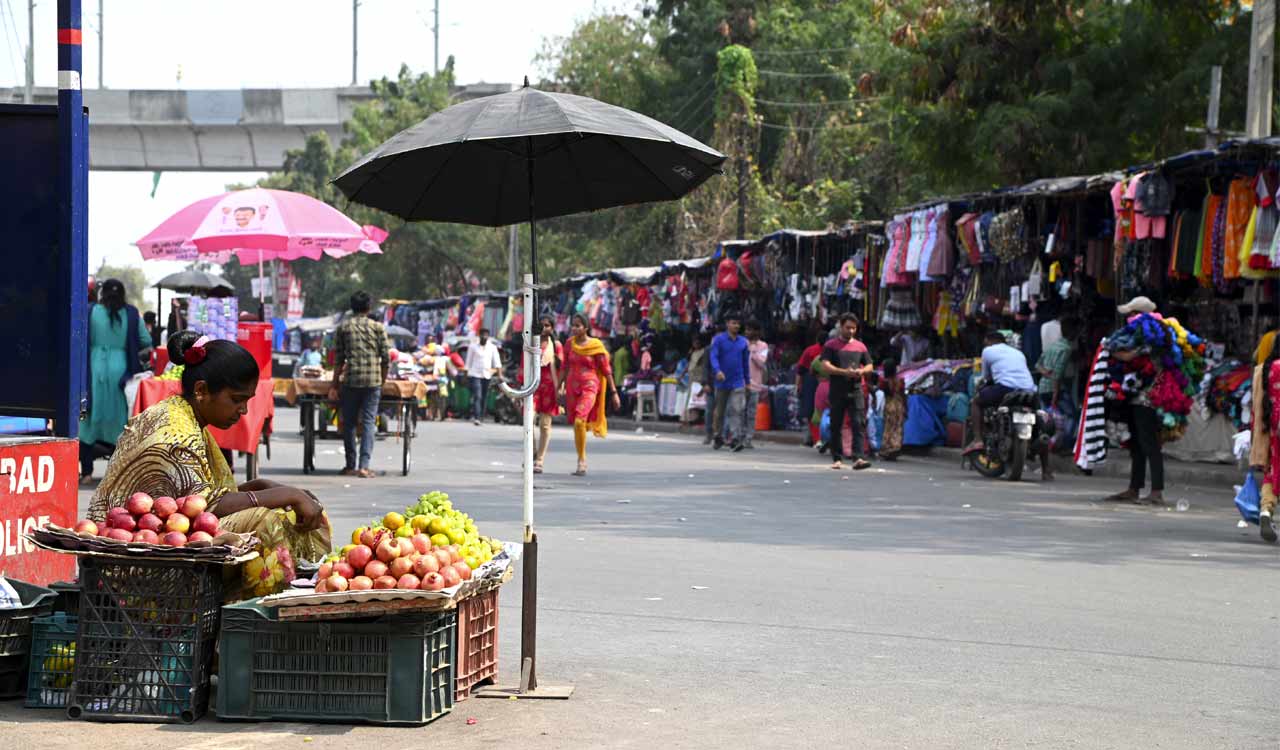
[0,404,1275,749]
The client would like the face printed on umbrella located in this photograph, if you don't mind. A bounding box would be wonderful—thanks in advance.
[234,207,255,227]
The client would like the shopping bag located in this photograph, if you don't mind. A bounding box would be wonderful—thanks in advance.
[819,409,832,443]
[1235,471,1261,525]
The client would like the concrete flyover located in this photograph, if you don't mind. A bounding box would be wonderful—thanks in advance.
[0,83,512,172]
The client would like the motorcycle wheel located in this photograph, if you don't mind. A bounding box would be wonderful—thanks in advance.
[1007,437,1028,481]
[971,450,1006,478]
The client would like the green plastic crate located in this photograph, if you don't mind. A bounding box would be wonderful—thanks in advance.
[25,613,77,708]
[0,579,57,699]
[217,600,455,726]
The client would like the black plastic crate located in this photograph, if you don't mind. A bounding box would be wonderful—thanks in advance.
[67,557,222,723]
[25,612,77,708]
[0,578,57,699]
[217,601,455,725]
[49,581,81,615]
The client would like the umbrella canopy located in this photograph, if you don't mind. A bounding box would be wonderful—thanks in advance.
[154,269,236,296]
[136,187,385,262]
[333,83,726,227]
[385,324,416,340]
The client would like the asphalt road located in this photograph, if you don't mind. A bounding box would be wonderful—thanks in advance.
[2,404,1276,749]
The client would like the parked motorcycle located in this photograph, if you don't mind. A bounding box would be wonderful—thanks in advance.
[964,389,1053,481]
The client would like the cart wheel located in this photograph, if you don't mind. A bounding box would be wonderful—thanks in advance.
[402,402,413,476]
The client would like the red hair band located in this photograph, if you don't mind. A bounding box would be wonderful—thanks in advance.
[184,335,212,365]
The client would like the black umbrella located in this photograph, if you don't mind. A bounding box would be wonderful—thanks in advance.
[334,81,724,696]
[334,79,726,281]
[154,270,236,296]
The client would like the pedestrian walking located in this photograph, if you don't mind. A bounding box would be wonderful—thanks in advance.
[709,314,750,452]
[796,330,825,447]
[464,328,503,425]
[820,313,872,471]
[742,320,769,449]
[532,316,563,474]
[79,279,153,483]
[563,314,620,476]
[329,291,389,479]
[1250,343,1280,542]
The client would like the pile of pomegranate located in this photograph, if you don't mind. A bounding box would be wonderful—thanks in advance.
[73,492,224,547]
[316,528,473,593]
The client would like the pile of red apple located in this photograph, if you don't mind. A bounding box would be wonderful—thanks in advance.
[316,528,472,594]
[72,492,223,547]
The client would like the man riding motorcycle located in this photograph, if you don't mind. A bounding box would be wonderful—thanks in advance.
[964,330,1036,456]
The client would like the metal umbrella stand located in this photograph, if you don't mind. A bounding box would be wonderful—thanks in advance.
[335,78,725,696]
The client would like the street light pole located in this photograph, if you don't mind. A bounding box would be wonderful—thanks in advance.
[351,0,359,86]
[25,0,35,103]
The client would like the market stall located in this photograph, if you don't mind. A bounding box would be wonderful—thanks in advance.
[286,377,424,476]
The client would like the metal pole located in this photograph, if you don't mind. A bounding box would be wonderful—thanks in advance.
[521,147,539,692]
[1204,65,1222,149]
[25,0,35,103]
[507,225,519,292]
[1247,0,1275,138]
[351,0,358,86]
[433,0,439,76]
[57,0,88,436]
[97,0,102,88]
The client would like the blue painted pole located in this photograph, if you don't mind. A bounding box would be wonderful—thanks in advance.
[56,0,87,438]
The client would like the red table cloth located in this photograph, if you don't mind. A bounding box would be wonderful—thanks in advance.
[131,378,274,454]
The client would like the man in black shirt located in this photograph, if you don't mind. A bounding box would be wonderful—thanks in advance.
[820,313,873,471]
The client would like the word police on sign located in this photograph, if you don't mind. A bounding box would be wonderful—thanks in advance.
[0,438,77,583]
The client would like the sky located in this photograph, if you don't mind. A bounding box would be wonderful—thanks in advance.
[0,0,611,307]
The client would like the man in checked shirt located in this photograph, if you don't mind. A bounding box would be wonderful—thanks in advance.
[329,290,390,478]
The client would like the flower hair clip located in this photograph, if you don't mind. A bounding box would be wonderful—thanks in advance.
[184,335,211,365]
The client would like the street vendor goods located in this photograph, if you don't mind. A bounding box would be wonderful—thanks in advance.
[71,492,226,546]
[1105,312,1206,443]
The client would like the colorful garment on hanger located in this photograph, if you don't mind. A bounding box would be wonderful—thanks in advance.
[1074,340,1111,470]
[1224,176,1254,279]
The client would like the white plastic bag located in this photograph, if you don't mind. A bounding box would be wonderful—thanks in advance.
[0,577,22,609]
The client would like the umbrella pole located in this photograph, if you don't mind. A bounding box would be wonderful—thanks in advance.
[522,146,538,691]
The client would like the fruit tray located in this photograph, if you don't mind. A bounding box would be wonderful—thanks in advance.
[67,557,223,723]
[25,612,77,709]
[27,525,259,564]
[217,601,455,725]
[0,579,58,699]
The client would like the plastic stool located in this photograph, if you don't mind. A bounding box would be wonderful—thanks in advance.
[635,390,658,422]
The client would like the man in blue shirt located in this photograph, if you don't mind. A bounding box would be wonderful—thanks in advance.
[965,330,1035,454]
[709,314,750,451]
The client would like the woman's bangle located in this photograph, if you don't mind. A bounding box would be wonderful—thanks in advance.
[246,491,260,508]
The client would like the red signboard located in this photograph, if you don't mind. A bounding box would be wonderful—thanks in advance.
[0,437,78,584]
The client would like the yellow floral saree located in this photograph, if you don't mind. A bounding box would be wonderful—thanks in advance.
[91,395,331,599]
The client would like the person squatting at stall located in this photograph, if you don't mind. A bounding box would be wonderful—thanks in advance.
[533,316,563,474]
[820,313,873,471]
[710,314,750,452]
[563,314,620,476]
[91,332,331,599]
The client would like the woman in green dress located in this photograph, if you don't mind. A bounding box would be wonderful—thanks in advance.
[80,279,152,483]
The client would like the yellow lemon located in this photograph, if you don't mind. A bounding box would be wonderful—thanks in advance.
[430,533,450,548]
[410,515,432,532]
[351,526,368,545]
[426,517,448,535]
[395,525,413,538]
[382,512,405,530]
[340,543,357,556]
[446,527,466,545]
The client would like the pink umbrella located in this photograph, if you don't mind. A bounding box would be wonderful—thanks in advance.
[136,187,385,308]
[136,188,385,261]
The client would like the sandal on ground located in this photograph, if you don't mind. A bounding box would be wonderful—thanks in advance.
[533,462,544,474]
[1261,513,1277,542]
[340,468,359,476]
[830,460,844,470]
[573,462,587,476]
[356,469,378,478]
[852,459,871,471]
[78,474,95,486]
[1102,491,1138,502]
